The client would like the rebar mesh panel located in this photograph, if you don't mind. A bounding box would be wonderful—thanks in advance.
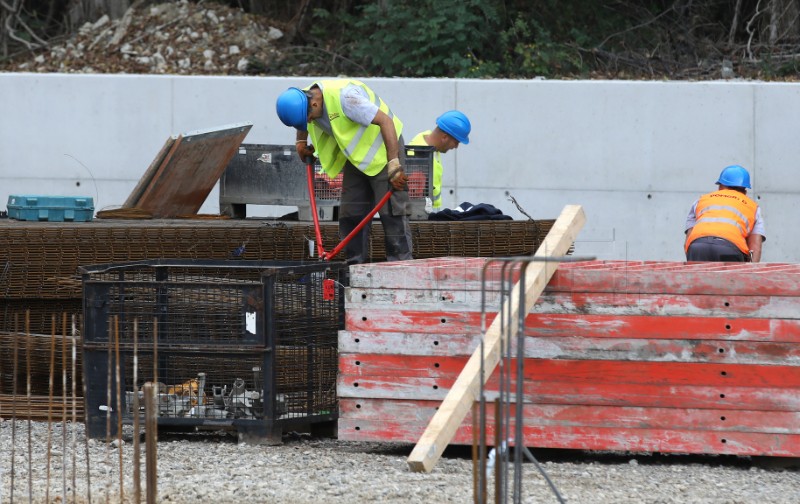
[0,332,82,397]
[93,280,261,346]
[271,268,341,418]
[0,219,548,299]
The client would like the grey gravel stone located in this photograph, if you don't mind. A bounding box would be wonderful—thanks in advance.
[1,420,799,503]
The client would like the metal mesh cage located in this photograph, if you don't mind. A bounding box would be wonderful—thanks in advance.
[80,260,346,441]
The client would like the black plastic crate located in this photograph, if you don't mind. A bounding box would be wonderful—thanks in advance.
[80,259,346,443]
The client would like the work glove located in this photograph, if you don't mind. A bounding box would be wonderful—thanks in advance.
[296,141,315,163]
[387,158,408,191]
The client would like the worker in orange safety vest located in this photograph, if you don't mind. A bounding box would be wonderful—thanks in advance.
[684,165,766,262]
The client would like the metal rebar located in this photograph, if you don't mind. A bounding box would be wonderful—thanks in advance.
[472,401,479,504]
[494,398,501,504]
[46,315,56,504]
[10,314,18,504]
[62,312,68,501]
[105,317,113,504]
[114,316,125,502]
[71,314,79,504]
[81,317,94,504]
[146,316,159,504]
[144,382,158,504]
[477,257,567,504]
[26,311,33,502]
[133,319,142,504]
[514,267,526,503]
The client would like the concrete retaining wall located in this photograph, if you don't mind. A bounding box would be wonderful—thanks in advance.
[1,73,796,262]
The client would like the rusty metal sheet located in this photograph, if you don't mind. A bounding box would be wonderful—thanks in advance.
[134,123,252,218]
[123,135,177,208]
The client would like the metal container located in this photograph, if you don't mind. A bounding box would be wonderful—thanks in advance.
[81,259,346,443]
[219,144,434,221]
[7,195,94,222]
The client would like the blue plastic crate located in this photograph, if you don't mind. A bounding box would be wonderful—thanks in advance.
[7,195,94,222]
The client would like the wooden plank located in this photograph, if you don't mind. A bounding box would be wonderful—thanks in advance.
[341,419,800,457]
[135,123,252,218]
[338,375,800,411]
[406,204,586,472]
[341,399,800,434]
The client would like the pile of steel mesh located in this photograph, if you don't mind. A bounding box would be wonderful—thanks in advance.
[0,219,551,302]
[0,218,553,420]
[0,331,82,420]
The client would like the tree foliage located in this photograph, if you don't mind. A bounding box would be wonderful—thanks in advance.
[3,0,800,79]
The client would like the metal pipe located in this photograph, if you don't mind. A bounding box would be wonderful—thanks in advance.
[323,189,393,261]
[305,161,326,258]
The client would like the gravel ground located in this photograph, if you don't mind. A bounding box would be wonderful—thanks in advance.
[1,419,799,503]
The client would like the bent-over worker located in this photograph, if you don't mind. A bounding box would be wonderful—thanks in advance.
[408,110,471,210]
[684,165,765,262]
[275,79,412,263]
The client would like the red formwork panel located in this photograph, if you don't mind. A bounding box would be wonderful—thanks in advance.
[338,259,800,456]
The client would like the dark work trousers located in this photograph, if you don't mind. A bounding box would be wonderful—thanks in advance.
[686,236,748,262]
[339,145,412,263]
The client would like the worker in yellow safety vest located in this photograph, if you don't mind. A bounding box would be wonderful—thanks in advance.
[684,165,765,262]
[408,110,471,210]
[276,80,412,263]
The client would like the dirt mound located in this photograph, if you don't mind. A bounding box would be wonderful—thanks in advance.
[3,0,287,75]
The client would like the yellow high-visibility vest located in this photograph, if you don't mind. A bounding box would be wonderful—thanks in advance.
[306,79,403,178]
[408,130,443,208]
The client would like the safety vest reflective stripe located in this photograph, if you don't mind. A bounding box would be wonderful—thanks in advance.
[697,205,750,234]
[308,79,403,178]
[343,90,382,170]
[686,190,757,254]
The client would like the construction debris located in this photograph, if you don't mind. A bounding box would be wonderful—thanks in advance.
[5,1,286,75]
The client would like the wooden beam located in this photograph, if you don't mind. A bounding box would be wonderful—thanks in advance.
[406,204,586,472]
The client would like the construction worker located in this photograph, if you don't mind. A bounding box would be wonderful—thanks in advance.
[684,165,765,262]
[275,80,412,263]
[408,110,471,210]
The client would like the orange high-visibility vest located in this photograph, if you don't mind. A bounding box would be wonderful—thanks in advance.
[685,189,758,254]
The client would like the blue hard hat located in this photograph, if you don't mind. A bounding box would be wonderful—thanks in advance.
[436,110,471,144]
[716,165,751,189]
[276,87,308,131]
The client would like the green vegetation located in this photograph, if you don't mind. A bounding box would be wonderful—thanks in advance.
[3,0,800,80]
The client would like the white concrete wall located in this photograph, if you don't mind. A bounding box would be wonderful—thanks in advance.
[0,73,796,262]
